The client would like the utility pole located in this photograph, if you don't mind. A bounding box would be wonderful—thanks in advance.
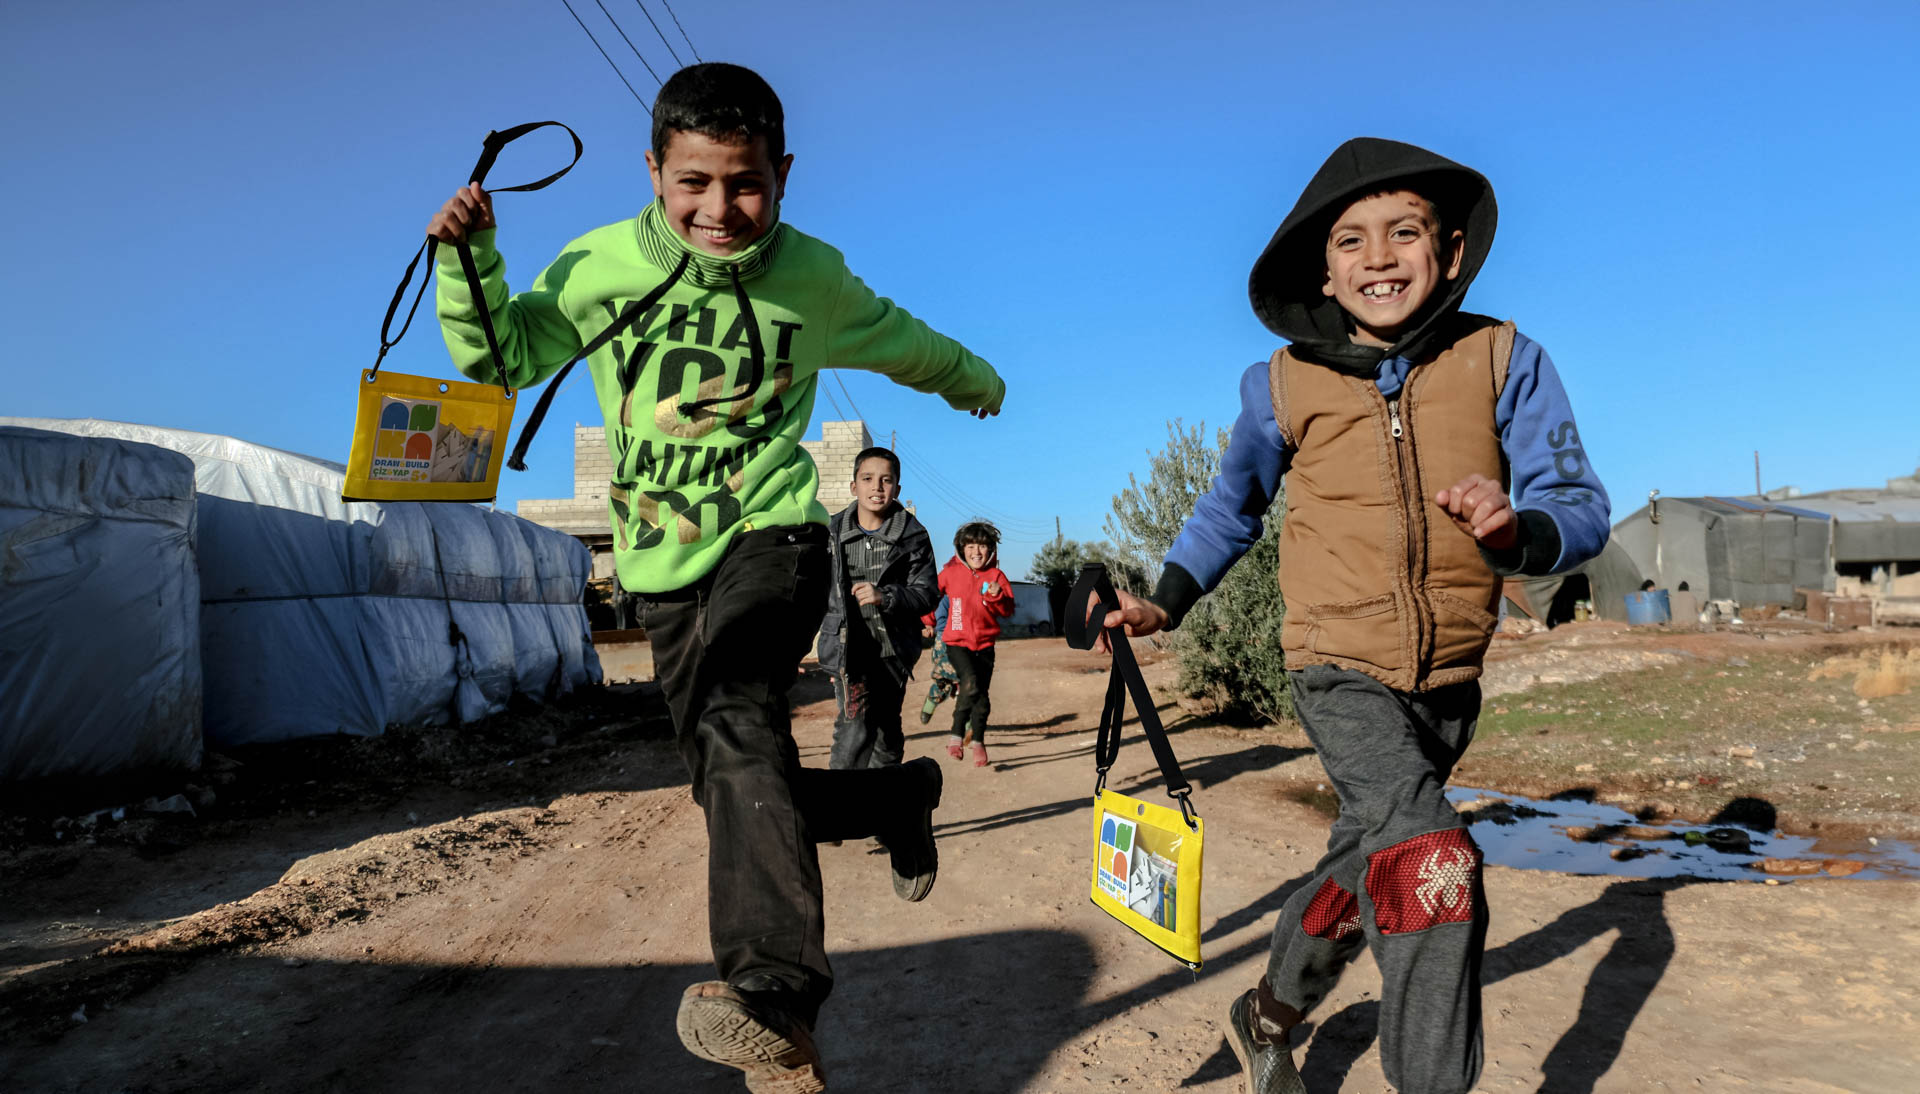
[1754,451,1762,496]
[1055,515,1062,542]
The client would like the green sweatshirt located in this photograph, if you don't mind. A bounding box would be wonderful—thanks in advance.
[435,201,1005,593]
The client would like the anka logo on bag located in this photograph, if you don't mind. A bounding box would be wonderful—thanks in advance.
[370,397,497,485]
[1096,814,1135,899]
[1097,810,1179,930]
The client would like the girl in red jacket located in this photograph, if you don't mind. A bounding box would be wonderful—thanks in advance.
[923,521,1015,767]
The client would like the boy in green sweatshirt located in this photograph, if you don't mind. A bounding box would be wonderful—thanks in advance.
[429,63,1004,1094]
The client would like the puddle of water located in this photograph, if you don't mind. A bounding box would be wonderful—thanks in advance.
[1448,786,1920,883]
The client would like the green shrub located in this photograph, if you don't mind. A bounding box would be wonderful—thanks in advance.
[1027,536,1149,594]
[1105,420,1291,724]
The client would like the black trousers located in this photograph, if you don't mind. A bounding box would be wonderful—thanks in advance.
[946,644,996,744]
[639,524,925,1026]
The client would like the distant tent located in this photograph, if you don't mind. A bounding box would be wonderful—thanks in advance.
[1504,537,1646,625]
[1610,491,1920,607]
[1001,581,1055,637]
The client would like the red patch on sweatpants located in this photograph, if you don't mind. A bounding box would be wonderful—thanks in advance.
[1364,828,1481,935]
[1299,878,1362,941]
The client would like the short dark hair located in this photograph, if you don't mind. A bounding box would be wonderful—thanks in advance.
[852,446,900,481]
[954,520,1001,552]
[651,62,785,165]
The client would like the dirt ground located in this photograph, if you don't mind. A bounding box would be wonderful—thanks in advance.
[4,626,1919,1092]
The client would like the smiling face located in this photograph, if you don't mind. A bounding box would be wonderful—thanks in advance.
[850,455,900,520]
[1322,189,1464,347]
[961,543,993,570]
[645,130,793,256]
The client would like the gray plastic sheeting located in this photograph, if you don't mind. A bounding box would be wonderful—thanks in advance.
[1,427,204,778]
[1,418,600,747]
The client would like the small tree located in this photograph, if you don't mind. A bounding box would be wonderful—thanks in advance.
[1106,420,1291,724]
[1028,536,1149,594]
[1027,537,1088,588]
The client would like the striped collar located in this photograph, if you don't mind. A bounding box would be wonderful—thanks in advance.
[635,199,787,289]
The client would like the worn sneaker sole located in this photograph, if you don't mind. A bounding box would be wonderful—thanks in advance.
[1225,990,1306,1094]
[890,758,942,902]
[675,982,826,1094]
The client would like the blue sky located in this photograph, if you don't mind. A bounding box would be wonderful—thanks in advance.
[7,1,1918,576]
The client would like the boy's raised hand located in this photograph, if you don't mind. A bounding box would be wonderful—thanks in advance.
[1435,473,1518,549]
[426,182,495,244]
[851,581,881,607]
[1088,587,1169,654]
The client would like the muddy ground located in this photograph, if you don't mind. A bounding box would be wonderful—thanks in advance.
[3,623,1918,1092]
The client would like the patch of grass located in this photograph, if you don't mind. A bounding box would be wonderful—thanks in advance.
[1479,650,1920,743]
[1458,645,1920,837]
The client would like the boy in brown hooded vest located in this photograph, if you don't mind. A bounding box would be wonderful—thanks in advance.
[1100,139,1612,1093]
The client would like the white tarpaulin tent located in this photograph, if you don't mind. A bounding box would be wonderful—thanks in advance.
[1,427,204,778]
[1,418,599,749]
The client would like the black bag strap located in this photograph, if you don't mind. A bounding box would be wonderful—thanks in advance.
[503,251,689,471]
[1064,563,1196,828]
[367,121,586,393]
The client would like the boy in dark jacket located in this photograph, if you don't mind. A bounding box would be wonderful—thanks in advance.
[818,447,938,769]
[926,521,1015,768]
[1099,139,1610,1093]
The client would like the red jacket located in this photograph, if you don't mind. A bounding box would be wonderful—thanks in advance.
[924,557,1016,650]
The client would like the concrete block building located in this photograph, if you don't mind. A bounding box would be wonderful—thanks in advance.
[517,421,892,582]
[797,420,873,512]
[514,426,618,580]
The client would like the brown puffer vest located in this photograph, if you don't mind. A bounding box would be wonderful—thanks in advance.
[1270,315,1515,692]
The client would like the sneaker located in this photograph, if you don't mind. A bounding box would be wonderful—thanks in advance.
[920,697,938,724]
[1224,989,1305,1094]
[878,757,941,901]
[675,981,826,1094]
[971,742,990,768]
[945,735,964,760]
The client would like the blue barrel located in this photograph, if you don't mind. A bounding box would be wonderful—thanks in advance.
[1623,590,1671,625]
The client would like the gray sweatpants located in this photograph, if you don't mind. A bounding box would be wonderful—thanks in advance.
[1264,664,1487,1094]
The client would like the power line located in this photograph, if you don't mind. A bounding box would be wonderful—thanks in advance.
[888,433,1055,533]
[905,472,1057,537]
[815,375,849,420]
[820,372,1046,530]
[829,370,866,422]
[632,0,685,66]
[592,0,666,89]
[557,0,651,110]
[659,0,702,61]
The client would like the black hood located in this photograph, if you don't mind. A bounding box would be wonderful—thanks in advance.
[1249,137,1496,374]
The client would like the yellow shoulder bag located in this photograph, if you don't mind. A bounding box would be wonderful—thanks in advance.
[344,122,582,503]
[1065,564,1205,969]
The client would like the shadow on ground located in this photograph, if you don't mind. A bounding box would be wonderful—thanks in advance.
[1266,875,1705,1094]
[1,930,1098,1094]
